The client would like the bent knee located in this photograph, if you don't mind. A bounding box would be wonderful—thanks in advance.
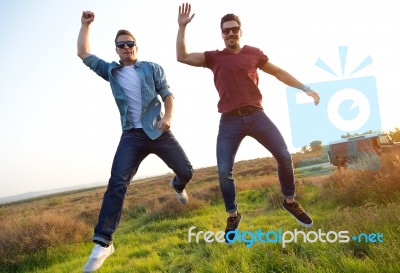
[276,153,293,166]
[181,166,194,182]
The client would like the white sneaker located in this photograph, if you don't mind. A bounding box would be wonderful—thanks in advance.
[170,180,188,205]
[83,244,114,272]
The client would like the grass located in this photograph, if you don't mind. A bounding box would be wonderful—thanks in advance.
[294,165,332,177]
[320,151,400,205]
[0,152,399,272]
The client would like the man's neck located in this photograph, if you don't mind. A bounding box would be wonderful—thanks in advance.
[121,59,137,66]
[225,45,242,54]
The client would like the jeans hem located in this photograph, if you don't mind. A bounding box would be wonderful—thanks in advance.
[283,194,295,199]
[93,235,112,247]
[226,208,238,214]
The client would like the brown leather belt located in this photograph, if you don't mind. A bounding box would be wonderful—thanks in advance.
[223,106,263,116]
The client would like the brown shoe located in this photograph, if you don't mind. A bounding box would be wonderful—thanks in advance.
[283,200,313,228]
[224,212,242,243]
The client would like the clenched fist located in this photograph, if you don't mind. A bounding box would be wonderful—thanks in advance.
[81,11,95,25]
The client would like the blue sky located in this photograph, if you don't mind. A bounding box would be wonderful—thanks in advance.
[0,0,399,198]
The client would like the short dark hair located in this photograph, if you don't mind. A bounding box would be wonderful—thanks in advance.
[115,29,136,44]
[220,14,241,29]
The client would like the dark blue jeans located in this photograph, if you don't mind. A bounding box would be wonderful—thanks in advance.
[217,110,295,213]
[93,128,193,245]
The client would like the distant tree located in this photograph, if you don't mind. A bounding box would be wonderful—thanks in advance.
[341,132,358,139]
[310,140,322,152]
[341,130,379,139]
[301,145,310,153]
[363,129,379,135]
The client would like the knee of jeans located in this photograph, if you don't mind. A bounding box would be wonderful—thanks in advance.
[276,153,293,167]
[182,167,194,183]
[218,169,233,184]
[109,174,131,188]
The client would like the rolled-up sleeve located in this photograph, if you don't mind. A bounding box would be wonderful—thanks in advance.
[83,54,111,81]
[152,64,173,100]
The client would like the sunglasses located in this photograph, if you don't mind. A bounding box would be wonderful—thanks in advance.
[116,41,136,49]
[222,27,240,35]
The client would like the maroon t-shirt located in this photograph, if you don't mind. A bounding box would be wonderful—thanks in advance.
[204,45,269,113]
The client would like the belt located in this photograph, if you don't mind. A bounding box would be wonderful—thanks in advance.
[223,106,263,117]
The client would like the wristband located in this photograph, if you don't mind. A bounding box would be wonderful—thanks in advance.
[302,86,311,92]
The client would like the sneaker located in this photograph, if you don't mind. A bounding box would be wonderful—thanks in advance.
[224,212,242,243]
[83,244,114,273]
[283,199,313,228]
[170,180,188,205]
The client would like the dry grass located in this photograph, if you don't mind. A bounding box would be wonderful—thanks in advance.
[0,211,91,265]
[2,150,397,267]
[320,151,400,205]
[0,156,280,266]
[121,157,280,220]
[327,202,400,230]
[0,190,103,265]
[127,174,281,221]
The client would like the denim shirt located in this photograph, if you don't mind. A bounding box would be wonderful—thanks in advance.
[83,54,173,140]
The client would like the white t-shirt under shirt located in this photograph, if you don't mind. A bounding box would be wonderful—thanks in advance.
[113,65,142,128]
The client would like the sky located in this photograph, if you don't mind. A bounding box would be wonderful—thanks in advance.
[0,0,399,198]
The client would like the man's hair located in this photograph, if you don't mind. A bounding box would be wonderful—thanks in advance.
[115,29,136,44]
[220,14,241,29]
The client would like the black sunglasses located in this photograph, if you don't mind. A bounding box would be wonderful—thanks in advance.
[222,27,240,35]
[116,41,136,49]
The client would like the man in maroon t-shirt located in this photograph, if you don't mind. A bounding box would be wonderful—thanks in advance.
[176,3,320,242]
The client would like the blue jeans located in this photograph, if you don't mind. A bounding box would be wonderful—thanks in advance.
[93,128,193,245]
[217,110,295,213]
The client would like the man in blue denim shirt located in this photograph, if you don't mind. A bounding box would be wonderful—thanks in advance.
[78,11,193,273]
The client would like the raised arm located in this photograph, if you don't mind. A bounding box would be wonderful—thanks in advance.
[260,62,320,105]
[77,11,95,60]
[176,3,206,67]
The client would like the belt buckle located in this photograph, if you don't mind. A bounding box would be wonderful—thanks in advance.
[238,107,251,116]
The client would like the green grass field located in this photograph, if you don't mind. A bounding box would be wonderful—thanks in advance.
[1,152,399,273]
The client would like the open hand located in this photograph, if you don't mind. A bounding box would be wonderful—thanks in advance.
[178,3,195,26]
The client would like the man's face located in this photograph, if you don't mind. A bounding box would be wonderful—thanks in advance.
[115,35,138,63]
[221,20,241,49]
